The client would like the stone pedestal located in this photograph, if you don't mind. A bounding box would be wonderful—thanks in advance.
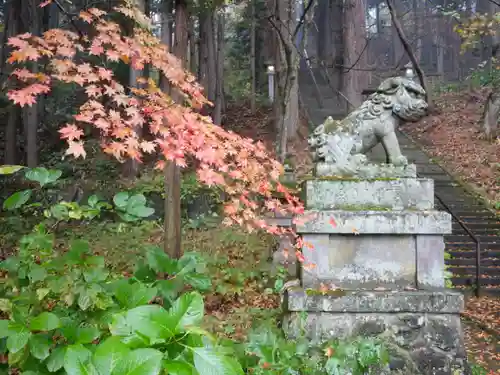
[283,165,469,375]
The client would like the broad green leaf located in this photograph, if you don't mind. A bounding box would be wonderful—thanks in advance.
[30,312,61,331]
[29,334,51,360]
[8,345,29,365]
[76,326,100,344]
[93,337,129,375]
[28,265,47,283]
[3,190,32,211]
[67,240,90,263]
[50,204,70,220]
[117,211,141,222]
[109,305,171,345]
[25,168,62,187]
[113,192,129,208]
[87,195,99,208]
[46,347,66,372]
[184,273,212,291]
[127,205,154,218]
[133,261,157,283]
[114,348,163,375]
[113,280,157,309]
[127,194,146,208]
[166,292,204,334]
[145,246,177,274]
[192,347,244,375]
[64,344,98,375]
[83,268,109,283]
[7,329,31,353]
[156,278,184,304]
[0,256,20,272]
[162,360,195,375]
[0,320,9,339]
[36,288,50,301]
[0,165,24,174]
[78,291,92,311]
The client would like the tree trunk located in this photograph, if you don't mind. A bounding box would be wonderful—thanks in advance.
[164,0,188,259]
[482,91,500,140]
[213,11,225,125]
[188,17,197,74]
[160,0,173,91]
[271,0,300,161]
[342,0,369,109]
[198,10,217,103]
[250,0,256,113]
[2,0,21,165]
[5,107,20,165]
[23,0,40,167]
[123,0,146,178]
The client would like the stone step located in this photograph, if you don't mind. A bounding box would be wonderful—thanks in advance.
[448,266,500,275]
[451,276,500,286]
[445,235,500,243]
[447,257,499,266]
[302,178,435,211]
[296,210,451,235]
[447,250,500,258]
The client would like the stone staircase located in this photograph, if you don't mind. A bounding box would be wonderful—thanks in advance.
[299,68,500,296]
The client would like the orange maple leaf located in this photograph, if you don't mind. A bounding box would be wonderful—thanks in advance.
[65,141,86,159]
[59,124,84,141]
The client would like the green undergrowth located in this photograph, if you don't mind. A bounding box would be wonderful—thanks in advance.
[57,220,284,341]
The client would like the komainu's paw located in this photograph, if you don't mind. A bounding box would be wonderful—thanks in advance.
[392,155,408,166]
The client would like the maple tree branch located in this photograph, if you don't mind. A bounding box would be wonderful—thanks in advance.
[51,0,85,39]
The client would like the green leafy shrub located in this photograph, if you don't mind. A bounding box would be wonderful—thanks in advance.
[0,225,242,375]
[1,166,154,224]
[236,324,389,375]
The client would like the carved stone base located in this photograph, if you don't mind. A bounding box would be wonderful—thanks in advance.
[315,162,417,179]
[283,290,470,375]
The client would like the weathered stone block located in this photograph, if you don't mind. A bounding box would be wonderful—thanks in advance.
[300,234,417,289]
[302,178,434,211]
[416,235,446,289]
[300,233,447,289]
[295,210,452,234]
[285,289,464,314]
[315,162,417,178]
[283,290,468,375]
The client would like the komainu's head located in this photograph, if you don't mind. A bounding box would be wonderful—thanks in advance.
[370,77,428,122]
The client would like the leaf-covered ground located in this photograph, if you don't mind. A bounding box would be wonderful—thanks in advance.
[464,297,500,334]
[463,297,500,373]
[401,91,500,206]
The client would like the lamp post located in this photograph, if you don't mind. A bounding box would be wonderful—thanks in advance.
[267,65,275,103]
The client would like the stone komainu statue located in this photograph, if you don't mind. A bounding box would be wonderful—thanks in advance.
[308,76,428,169]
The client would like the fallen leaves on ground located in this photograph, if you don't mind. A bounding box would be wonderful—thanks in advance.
[463,320,500,373]
[401,90,499,204]
[463,296,500,334]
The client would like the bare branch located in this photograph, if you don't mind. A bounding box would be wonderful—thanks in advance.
[293,0,315,39]
[385,0,433,108]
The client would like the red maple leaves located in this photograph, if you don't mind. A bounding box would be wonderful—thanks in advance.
[5,3,305,243]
